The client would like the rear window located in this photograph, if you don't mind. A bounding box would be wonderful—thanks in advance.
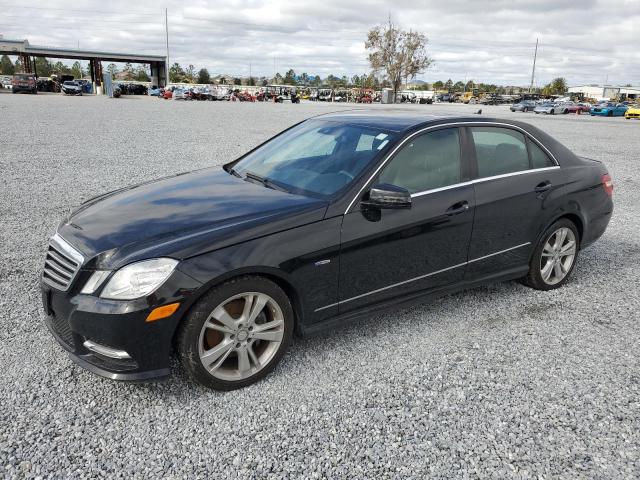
[528,140,555,169]
[14,74,32,80]
[470,127,529,178]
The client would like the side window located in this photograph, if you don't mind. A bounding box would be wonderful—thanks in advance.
[378,128,461,193]
[528,140,555,169]
[470,127,529,178]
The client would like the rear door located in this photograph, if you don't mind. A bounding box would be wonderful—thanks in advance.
[465,126,563,279]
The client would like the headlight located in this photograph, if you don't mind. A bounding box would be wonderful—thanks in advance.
[100,258,178,300]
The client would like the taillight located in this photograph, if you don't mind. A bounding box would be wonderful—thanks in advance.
[601,174,613,197]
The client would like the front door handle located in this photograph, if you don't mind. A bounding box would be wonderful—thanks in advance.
[446,201,470,216]
[534,181,552,193]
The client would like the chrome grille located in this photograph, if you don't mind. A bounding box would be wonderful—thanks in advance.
[42,234,84,291]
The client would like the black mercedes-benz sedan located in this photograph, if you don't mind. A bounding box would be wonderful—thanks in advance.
[41,112,613,390]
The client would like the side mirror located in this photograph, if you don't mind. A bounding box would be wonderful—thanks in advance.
[361,183,412,209]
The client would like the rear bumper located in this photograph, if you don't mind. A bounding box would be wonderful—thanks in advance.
[582,208,613,249]
[41,268,202,382]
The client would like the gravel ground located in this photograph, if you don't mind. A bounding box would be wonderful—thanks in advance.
[0,93,639,479]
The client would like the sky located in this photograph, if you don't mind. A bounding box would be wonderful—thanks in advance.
[1,0,639,86]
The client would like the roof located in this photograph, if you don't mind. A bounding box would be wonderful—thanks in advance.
[315,110,449,132]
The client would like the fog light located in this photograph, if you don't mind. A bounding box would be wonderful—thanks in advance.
[146,302,180,322]
[83,340,131,359]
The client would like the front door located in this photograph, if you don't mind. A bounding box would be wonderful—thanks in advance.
[338,127,475,314]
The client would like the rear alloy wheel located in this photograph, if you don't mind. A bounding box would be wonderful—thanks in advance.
[522,219,579,290]
[177,276,293,390]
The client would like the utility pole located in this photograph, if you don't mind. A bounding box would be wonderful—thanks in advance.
[529,38,538,93]
[165,8,170,85]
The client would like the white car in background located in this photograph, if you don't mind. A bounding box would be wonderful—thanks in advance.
[172,88,189,100]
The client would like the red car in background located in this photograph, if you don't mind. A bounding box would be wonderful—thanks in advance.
[559,101,591,114]
[162,89,173,100]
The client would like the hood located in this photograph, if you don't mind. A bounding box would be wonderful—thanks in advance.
[58,167,327,269]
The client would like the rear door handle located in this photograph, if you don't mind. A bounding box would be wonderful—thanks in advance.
[535,181,552,193]
[446,201,470,216]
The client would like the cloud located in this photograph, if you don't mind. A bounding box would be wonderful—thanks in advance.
[1,0,638,85]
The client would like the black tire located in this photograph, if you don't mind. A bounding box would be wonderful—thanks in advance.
[176,275,294,390]
[521,218,579,291]
[550,109,554,115]
[607,111,613,117]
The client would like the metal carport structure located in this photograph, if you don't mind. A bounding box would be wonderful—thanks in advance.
[0,38,167,89]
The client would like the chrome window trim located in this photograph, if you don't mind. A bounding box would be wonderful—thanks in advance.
[314,242,531,312]
[344,121,560,214]
[410,166,560,198]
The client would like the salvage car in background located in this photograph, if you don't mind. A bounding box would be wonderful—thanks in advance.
[41,113,614,390]
[12,73,38,94]
[534,102,558,115]
[510,100,537,112]
[591,102,628,117]
[61,81,83,96]
[625,104,640,119]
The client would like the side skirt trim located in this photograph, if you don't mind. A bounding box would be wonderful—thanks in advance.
[314,242,530,312]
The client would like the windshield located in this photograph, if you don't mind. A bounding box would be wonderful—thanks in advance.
[231,120,397,197]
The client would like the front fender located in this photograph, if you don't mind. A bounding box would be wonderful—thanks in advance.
[176,216,343,328]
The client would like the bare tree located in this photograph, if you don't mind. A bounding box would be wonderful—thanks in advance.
[365,21,432,100]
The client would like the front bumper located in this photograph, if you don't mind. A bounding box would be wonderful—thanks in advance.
[41,268,202,381]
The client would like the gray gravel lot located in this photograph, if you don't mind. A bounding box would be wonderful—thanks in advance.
[0,93,639,479]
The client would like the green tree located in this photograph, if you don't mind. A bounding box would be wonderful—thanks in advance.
[52,61,70,75]
[464,80,474,91]
[0,55,14,75]
[71,61,83,79]
[34,57,51,77]
[233,77,242,85]
[106,63,118,79]
[135,65,150,82]
[248,76,256,86]
[433,80,444,90]
[169,62,185,82]
[444,79,453,91]
[197,68,210,84]
[453,81,465,91]
[284,69,297,85]
[366,20,433,100]
[299,73,309,85]
[273,72,284,84]
[184,64,196,83]
[550,77,567,95]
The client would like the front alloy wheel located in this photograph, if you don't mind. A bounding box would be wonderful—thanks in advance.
[521,219,579,290]
[198,292,284,381]
[177,276,293,390]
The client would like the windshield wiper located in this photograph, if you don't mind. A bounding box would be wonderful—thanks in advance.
[243,171,289,193]
[226,165,242,178]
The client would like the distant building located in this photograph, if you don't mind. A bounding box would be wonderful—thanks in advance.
[568,84,640,100]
